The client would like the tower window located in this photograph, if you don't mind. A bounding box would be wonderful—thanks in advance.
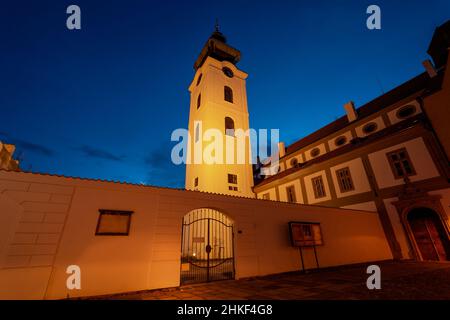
[194,177,198,187]
[387,148,416,179]
[228,174,238,191]
[197,94,201,109]
[312,176,326,199]
[224,86,233,103]
[336,167,354,193]
[222,67,234,78]
[195,123,200,143]
[196,74,202,86]
[286,185,296,203]
[225,117,235,136]
[228,174,237,184]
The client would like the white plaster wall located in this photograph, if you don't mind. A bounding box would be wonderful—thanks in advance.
[298,153,305,163]
[0,171,392,299]
[341,201,377,212]
[0,178,72,299]
[368,137,440,189]
[257,187,277,201]
[0,193,23,269]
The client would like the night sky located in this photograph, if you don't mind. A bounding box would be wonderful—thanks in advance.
[1,0,449,188]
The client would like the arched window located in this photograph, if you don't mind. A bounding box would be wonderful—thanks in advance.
[225,117,235,136]
[197,94,201,109]
[224,86,233,103]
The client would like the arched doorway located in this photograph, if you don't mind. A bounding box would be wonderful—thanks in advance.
[407,207,450,261]
[180,208,235,285]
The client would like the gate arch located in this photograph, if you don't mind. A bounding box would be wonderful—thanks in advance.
[180,208,235,285]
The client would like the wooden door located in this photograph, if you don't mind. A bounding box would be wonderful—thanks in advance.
[408,208,449,261]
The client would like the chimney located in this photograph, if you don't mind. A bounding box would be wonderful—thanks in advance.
[422,59,438,78]
[344,101,357,122]
[278,142,285,158]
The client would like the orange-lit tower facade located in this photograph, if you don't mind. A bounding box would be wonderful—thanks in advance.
[185,26,254,197]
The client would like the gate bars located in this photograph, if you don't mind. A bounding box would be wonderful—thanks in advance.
[180,208,235,284]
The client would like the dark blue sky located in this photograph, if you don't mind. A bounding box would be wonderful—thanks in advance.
[1,1,449,188]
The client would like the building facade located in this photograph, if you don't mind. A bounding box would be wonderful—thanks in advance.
[254,21,450,262]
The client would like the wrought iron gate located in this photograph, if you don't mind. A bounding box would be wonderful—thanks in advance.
[180,209,235,285]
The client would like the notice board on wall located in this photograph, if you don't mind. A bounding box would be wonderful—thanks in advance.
[288,222,323,247]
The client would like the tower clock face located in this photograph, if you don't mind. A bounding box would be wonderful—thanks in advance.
[222,67,234,78]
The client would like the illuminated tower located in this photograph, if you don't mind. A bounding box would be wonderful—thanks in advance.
[185,25,254,197]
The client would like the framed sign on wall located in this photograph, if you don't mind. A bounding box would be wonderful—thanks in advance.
[288,222,323,247]
[288,221,323,271]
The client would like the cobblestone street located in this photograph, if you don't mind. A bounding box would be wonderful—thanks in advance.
[96,261,450,300]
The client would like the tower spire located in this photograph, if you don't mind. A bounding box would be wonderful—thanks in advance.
[215,18,219,32]
[193,21,241,70]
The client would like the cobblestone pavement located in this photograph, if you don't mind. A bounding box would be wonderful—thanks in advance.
[97,261,450,300]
